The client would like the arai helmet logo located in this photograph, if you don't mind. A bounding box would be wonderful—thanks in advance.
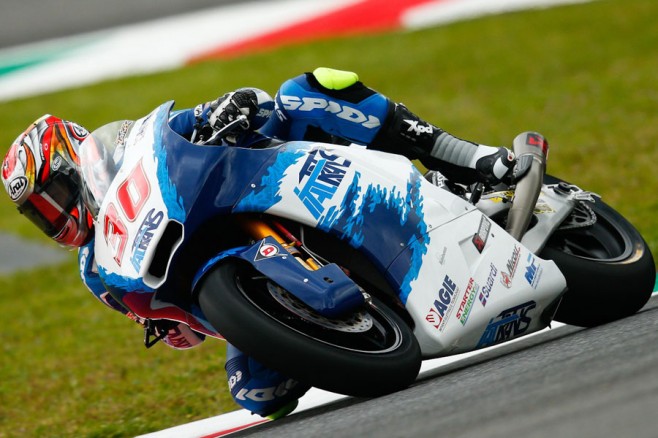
[52,155,62,171]
[8,176,28,201]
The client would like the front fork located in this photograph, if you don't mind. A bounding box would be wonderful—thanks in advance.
[235,214,366,317]
[239,215,323,271]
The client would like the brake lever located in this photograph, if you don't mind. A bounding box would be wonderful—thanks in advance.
[198,114,249,145]
[469,182,485,205]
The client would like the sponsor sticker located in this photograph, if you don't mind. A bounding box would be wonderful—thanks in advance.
[254,240,286,261]
[294,148,352,220]
[524,254,543,289]
[526,133,549,155]
[436,246,447,265]
[52,155,62,171]
[472,215,491,253]
[478,263,498,306]
[130,208,164,272]
[477,300,536,348]
[258,243,279,258]
[425,275,459,331]
[500,245,521,288]
[455,278,479,325]
[534,201,555,214]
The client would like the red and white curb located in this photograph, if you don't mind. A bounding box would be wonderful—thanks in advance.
[140,291,658,438]
[0,0,592,102]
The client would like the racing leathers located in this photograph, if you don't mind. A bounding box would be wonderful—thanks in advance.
[78,67,515,419]
[78,239,306,418]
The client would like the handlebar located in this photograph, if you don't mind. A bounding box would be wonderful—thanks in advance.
[197,114,249,146]
[505,132,548,241]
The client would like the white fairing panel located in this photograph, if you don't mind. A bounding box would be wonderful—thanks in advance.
[238,142,567,358]
[92,112,182,289]
[406,210,566,357]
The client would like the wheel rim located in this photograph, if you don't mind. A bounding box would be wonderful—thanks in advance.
[268,283,375,333]
[545,202,633,262]
[234,267,405,354]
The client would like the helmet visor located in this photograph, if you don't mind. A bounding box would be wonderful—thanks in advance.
[19,171,81,238]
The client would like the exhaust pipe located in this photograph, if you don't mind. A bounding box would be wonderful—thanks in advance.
[505,132,548,241]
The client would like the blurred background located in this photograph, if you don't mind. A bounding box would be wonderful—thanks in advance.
[0,0,234,48]
[1,0,657,437]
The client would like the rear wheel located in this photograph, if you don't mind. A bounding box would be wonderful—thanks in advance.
[540,175,655,326]
[197,261,421,396]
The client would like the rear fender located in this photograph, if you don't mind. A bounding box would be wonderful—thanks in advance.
[192,236,364,318]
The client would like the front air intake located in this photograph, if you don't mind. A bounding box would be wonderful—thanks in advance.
[143,220,184,289]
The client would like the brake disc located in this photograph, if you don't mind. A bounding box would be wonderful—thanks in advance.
[267,282,374,333]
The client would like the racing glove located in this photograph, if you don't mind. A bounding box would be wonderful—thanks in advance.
[208,89,259,144]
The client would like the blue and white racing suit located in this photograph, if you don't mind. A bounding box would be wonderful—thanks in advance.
[79,68,511,418]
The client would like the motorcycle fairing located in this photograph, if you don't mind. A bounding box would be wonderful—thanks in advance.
[233,142,472,303]
[89,102,567,355]
[88,103,231,336]
[192,236,364,318]
[389,209,567,357]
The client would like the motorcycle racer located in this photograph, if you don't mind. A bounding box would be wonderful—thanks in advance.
[1,67,515,419]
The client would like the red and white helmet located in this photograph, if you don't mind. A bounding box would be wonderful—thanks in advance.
[1,115,93,247]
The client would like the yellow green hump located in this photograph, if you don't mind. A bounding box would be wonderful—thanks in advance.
[312,67,359,90]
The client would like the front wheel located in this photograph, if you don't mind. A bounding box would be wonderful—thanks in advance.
[196,261,421,397]
[540,175,655,327]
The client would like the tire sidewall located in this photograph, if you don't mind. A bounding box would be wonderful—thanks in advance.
[197,261,421,396]
[540,176,655,326]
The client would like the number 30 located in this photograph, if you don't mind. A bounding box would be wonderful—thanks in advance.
[103,160,151,265]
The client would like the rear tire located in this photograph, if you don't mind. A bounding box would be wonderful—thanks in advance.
[196,261,421,397]
[540,175,655,327]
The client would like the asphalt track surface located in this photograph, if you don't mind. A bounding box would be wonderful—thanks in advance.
[231,295,658,438]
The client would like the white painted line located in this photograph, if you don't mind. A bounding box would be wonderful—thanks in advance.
[141,291,657,437]
[136,326,561,438]
[0,0,597,102]
[402,0,594,29]
[0,0,360,102]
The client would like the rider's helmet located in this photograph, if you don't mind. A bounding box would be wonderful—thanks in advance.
[1,115,93,247]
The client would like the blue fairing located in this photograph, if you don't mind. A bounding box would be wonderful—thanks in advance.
[233,144,309,212]
[321,170,429,304]
[145,102,428,309]
[232,144,429,305]
[193,237,364,318]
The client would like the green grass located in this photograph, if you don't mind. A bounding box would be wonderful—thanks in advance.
[1,0,658,435]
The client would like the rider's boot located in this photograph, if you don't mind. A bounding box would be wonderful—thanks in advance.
[369,102,515,185]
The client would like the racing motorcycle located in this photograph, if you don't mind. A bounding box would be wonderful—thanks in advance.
[80,102,655,397]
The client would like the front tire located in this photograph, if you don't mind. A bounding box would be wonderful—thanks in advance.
[196,261,421,397]
[540,176,655,327]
